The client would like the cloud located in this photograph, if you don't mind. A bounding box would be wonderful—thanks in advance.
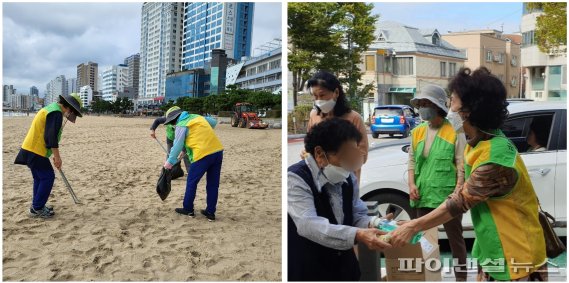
[2,2,141,95]
[2,2,282,95]
[251,2,282,56]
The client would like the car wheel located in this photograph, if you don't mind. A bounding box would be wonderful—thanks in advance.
[372,133,379,139]
[363,192,413,221]
[402,128,410,138]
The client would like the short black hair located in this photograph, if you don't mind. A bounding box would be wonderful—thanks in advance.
[448,67,509,130]
[304,118,362,156]
[306,71,351,117]
[530,117,551,147]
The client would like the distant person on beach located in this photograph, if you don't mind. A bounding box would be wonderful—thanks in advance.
[163,109,223,222]
[14,93,83,218]
[150,106,190,172]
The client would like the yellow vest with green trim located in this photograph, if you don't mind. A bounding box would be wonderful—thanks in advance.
[177,114,223,162]
[465,130,546,280]
[410,120,457,208]
[166,124,175,141]
[21,103,63,158]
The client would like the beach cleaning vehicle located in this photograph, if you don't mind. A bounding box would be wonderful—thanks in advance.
[230,102,268,129]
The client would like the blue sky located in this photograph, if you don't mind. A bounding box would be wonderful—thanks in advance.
[2,2,282,96]
[371,2,523,34]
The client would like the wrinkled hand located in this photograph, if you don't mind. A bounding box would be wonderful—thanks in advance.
[164,161,173,170]
[150,130,156,139]
[356,229,392,251]
[390,220,419,248]
[53,155,62,169]
[409,183,420,200]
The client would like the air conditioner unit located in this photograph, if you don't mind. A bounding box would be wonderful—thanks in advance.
[493,54,501,62]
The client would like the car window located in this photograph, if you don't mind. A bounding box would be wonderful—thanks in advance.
[403,108,413,117]
[502,114,554,152]
[375,108,402,116]
[557,110,566,150]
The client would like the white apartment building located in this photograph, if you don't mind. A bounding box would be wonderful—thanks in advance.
[139,2,184,106]
[101,65,128,102]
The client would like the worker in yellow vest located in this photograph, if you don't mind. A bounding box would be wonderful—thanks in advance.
[408,84,468,281]
[391,67,547,281]
[163,108,223,221]
[14,93,83,218]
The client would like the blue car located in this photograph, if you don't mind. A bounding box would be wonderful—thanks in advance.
[370,105,419,138]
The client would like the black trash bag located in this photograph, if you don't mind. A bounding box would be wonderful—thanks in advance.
[171,161,184,180]
[156,168,172,201]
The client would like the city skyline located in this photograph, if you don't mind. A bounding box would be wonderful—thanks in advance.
[2,2,282,96]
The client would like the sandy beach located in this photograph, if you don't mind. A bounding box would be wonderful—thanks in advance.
[2,115,282,281]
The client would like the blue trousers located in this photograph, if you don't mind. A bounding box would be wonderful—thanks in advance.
[183,150,223,214]
[28,157,55,210]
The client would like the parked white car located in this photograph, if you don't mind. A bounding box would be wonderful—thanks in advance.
[359,101,567,239]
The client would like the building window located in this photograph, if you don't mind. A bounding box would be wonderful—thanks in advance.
[440,62,447,77]
[393,57,413,76]
[432,33,440,46]
[365,55,375,71]
[449,62,457,76]
[486,50,493,62]
[511,55,518,66]
[522,30,535,47]
[498,52,504,64]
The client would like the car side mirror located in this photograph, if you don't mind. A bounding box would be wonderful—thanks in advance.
[402,145,410,153]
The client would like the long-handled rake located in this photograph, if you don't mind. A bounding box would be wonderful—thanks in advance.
[58,168,82,204]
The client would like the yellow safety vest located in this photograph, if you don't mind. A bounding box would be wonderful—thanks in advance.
[177,113,223,162]
[465,130,546,280]
[21,103,63,158]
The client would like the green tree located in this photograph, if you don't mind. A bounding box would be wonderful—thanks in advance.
[288,2,378,107]
[526,2,567,53]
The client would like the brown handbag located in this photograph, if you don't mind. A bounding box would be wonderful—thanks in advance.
[537,202,566,258]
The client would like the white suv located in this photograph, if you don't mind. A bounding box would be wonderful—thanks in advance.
[359,101,567,239]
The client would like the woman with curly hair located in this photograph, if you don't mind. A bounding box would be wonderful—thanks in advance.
[390,67,547,281]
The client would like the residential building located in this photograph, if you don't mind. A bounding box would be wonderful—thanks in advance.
[442,29,522,98]
[360,21,466,116]
[520,3,566,101]
[139,2,184,106]
[181,2,254,70]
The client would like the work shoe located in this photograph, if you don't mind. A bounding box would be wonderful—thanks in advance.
[29,206,54,219]
[175,208,195,217]
[201,209,215,222]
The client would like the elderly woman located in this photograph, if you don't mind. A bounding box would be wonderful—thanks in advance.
[391,67,547,281]
[408,84,467,281]
[304,71,369,182]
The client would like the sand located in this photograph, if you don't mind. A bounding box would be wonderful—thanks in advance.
[2,115,282,281]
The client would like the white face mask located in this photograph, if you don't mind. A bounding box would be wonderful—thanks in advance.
[314,99,336,114]
[322,153,351,184]
[446,110,464,131]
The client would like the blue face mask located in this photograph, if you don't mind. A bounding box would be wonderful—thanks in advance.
[418,107,437,121]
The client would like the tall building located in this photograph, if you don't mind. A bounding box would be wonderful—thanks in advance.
[139,2,184,106]
[181,2,254,70]
[77,62,99,92]
[124,53,140,98]
[79,85,93,108]
[67,78,77,95]
[521,3,567,101]
[3,85,15,105]
[45,75,67,105]
[442,29,522,98]
[101,64,129,102]
[29,86,39,97]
